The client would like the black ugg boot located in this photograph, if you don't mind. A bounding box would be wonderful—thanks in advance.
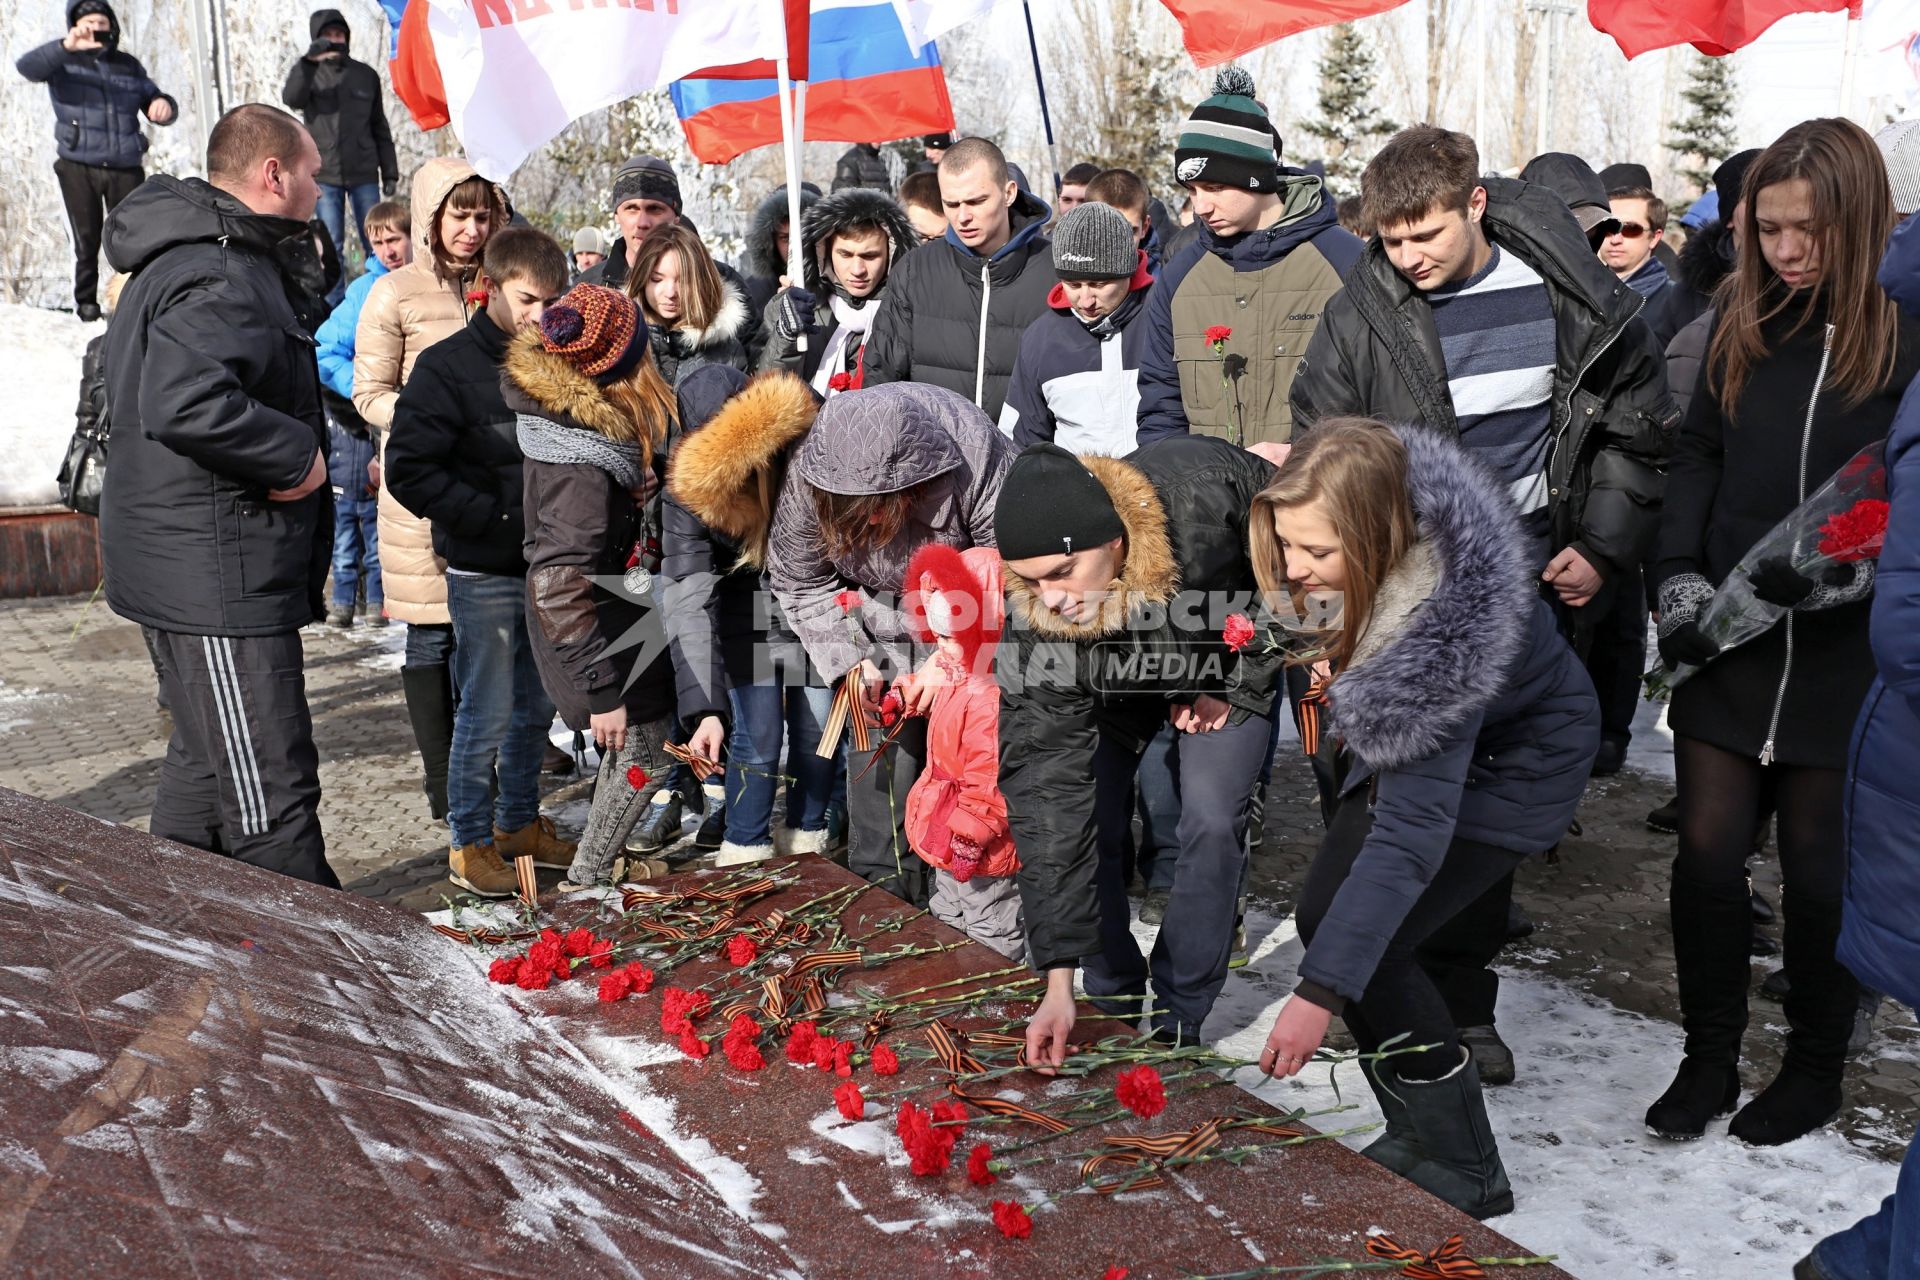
[401,665,455,820]
[1396,1049,1514,1219]
[1729,890,1854,1146]
[1359,1061,1423,1177]
[1647,870,1750,1139]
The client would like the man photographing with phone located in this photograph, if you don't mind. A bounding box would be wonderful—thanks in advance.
[15,1,177,322]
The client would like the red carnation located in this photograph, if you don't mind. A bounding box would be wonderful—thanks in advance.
[870,1043,900,1075]
[487,957,521,984]
[1103,1269,1129,1280]
[725,934,758,967]
[833,1040,855,1078]
[527,939,569,979]
[896,1101,953,1175]
[932,1098,968,1137]
[515,962,552,991]
[812,1038,838,1072]
[597,970,634,1002]
[1817,498,1891,563]
[465,288,489,307]
[835,589,863,615]
[679,1029,711,1059]
[827,371,854,392]
[1204,324,1232,348]
[834,1080,866,1121]
[991,1201,1033,1240]
[624,961,656,993]
[1222,612,1257,653]
[660,987,711,1035]
[587,938,616,969]
[1115,1064,1167,1119]
[626,765,651,790]
[562,928,595,958]
[785,1021,821,1064]
[966,1142,997,1186]
[877,688,904,727]
[725,1036,766,1071]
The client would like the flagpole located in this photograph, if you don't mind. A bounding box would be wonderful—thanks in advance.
[775,53,808,353]
[1839,3,1862,120]
[1020,0,1062,199]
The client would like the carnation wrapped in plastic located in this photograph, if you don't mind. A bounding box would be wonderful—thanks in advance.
[1656,440,1887,693]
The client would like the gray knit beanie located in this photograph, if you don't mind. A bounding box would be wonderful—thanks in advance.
[609,154,682,215]
[1051,203,1136,279]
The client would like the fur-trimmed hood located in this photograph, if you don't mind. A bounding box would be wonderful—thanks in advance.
[499,326,639,441]
[662,280,751,352]
[1323,426,1536,770]
[906,544,1005,670]
[666,372,818,561]
[1676,219,1735,296]
[743,184,822,281]
[1003,453,1178,641]
[800,187,918,303]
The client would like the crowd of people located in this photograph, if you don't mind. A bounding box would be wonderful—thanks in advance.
[21,7,1920,1271]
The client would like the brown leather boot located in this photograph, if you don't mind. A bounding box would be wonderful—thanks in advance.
[494,816,576,870]
[448,843,516,898]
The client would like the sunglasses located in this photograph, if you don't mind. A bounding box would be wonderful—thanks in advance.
[1609,222,1652,239]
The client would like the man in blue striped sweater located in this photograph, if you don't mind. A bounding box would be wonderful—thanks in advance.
[1289,125,1677,1092]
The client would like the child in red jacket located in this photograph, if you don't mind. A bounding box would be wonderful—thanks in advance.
[901,544,1024,961]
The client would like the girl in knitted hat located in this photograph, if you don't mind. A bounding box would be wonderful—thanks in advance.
[501,282,689,885]
[901,545,1023,961]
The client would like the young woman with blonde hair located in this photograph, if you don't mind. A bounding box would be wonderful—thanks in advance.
[627,222,752,385]
[1248,417,1598,1219]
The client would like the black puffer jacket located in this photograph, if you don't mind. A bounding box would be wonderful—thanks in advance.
[15,2,174,170]
[384,311,528,576]
[739,184,821,318]
[999,436,1281,970]
[662,371,823,724]
[1656,300,1920,768]
[99,176,332,636]
[862,189,1056,418]
[502,330,678,730]
[1291,175,1678,590]
[280,9,396,190]
[1648,220,1733,353]
[833,143,891,193]
[759,186,917,386]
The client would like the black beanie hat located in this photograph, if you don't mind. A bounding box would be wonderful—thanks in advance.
[1713,149,1762,214]
[995,444,1125,560]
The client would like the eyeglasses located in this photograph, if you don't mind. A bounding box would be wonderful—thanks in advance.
[1610,222,1652,239]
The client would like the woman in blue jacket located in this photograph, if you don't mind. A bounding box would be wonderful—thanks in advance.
[1796,212,1920,1280]
[1249,418,1599,1219]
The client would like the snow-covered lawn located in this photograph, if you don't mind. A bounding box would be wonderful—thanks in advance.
[0,302,99,509]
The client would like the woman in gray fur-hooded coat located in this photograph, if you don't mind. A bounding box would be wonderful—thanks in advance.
[1250,419,1598,1221]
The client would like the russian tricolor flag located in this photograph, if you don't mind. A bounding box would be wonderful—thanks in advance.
[671,0,956,166]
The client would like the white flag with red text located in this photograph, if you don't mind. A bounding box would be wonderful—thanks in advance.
[425,0,790,178]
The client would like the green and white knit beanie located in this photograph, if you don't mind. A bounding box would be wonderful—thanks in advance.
[1174,67,1279,193]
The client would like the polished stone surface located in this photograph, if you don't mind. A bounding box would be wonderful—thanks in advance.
[0,787,1568,1277]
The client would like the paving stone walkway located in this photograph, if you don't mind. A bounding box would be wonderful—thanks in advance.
[2,591,1911,1159]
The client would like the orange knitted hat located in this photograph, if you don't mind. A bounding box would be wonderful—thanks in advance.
[537,283,645,384]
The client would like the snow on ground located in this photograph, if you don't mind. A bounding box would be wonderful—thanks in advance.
[1193,909,1897,1279]
[0,302,99,509]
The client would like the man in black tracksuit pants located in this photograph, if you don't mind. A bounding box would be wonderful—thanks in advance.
[100,106,337,887]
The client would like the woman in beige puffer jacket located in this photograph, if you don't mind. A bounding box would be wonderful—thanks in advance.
[353,155,507,818]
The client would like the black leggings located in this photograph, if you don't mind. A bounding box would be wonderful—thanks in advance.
[1673,736,1845,901]
[1296,796,1526,1081]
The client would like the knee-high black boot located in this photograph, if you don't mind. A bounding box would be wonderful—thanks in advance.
[401,665,454,820]
[1645,869,1748,1139]
[1728,889,1855,1145]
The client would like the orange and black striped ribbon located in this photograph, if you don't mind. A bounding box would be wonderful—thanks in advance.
[1363,1233,1487,1279]
[514,855,539,908]
[922,1022,1069,1133]
[861,1012,892,1050]
[1078,1116,1305,1194]
[663,740,722,782]
[431,923,540,946]
[1296,675,1331,757]
[619,875,779,914]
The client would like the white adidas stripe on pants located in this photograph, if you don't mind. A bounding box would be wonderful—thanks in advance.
[202,635,270,836]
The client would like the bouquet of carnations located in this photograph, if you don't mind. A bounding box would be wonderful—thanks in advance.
[1658,440,1888,692]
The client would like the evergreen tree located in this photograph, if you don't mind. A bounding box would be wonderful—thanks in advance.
[1298,24,1396,198]
[1666,53,1740,195]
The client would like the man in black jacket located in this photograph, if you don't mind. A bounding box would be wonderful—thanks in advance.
[100,104,337,887]
[832,142,891,193]
[386,228,575,898]
[16,1,177,321]
[995,439,1281,1057]
[863,137,1055,418]
[282,8,399,305]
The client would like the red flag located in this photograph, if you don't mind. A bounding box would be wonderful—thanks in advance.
[391,0,448,131]
[1589,0,1858,58]
[1156,0,1412,67]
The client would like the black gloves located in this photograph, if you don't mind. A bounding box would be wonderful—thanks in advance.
[773,286,817,341]
[1658,621,1721,669]
[305,39,345,61]
[1656,571,1721,670]
[1748,556,1853,609]
[382,179,397,198]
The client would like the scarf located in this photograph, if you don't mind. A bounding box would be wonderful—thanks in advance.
[810,294,880,397]
[515,413,644,490]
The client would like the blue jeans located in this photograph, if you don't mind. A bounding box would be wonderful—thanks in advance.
[330,497,381,608]
[445,573,552,847]
[1811,1131,1917,1279]
[724,683,835,846]
[317,180,381,304]
[1132,722,1182,892]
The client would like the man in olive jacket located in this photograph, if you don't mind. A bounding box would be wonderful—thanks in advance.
[282,7,397,301]
[862,137,1055,419]
[100,105,338,889]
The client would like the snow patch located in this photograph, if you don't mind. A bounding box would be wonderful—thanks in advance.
[0,303,96,509]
